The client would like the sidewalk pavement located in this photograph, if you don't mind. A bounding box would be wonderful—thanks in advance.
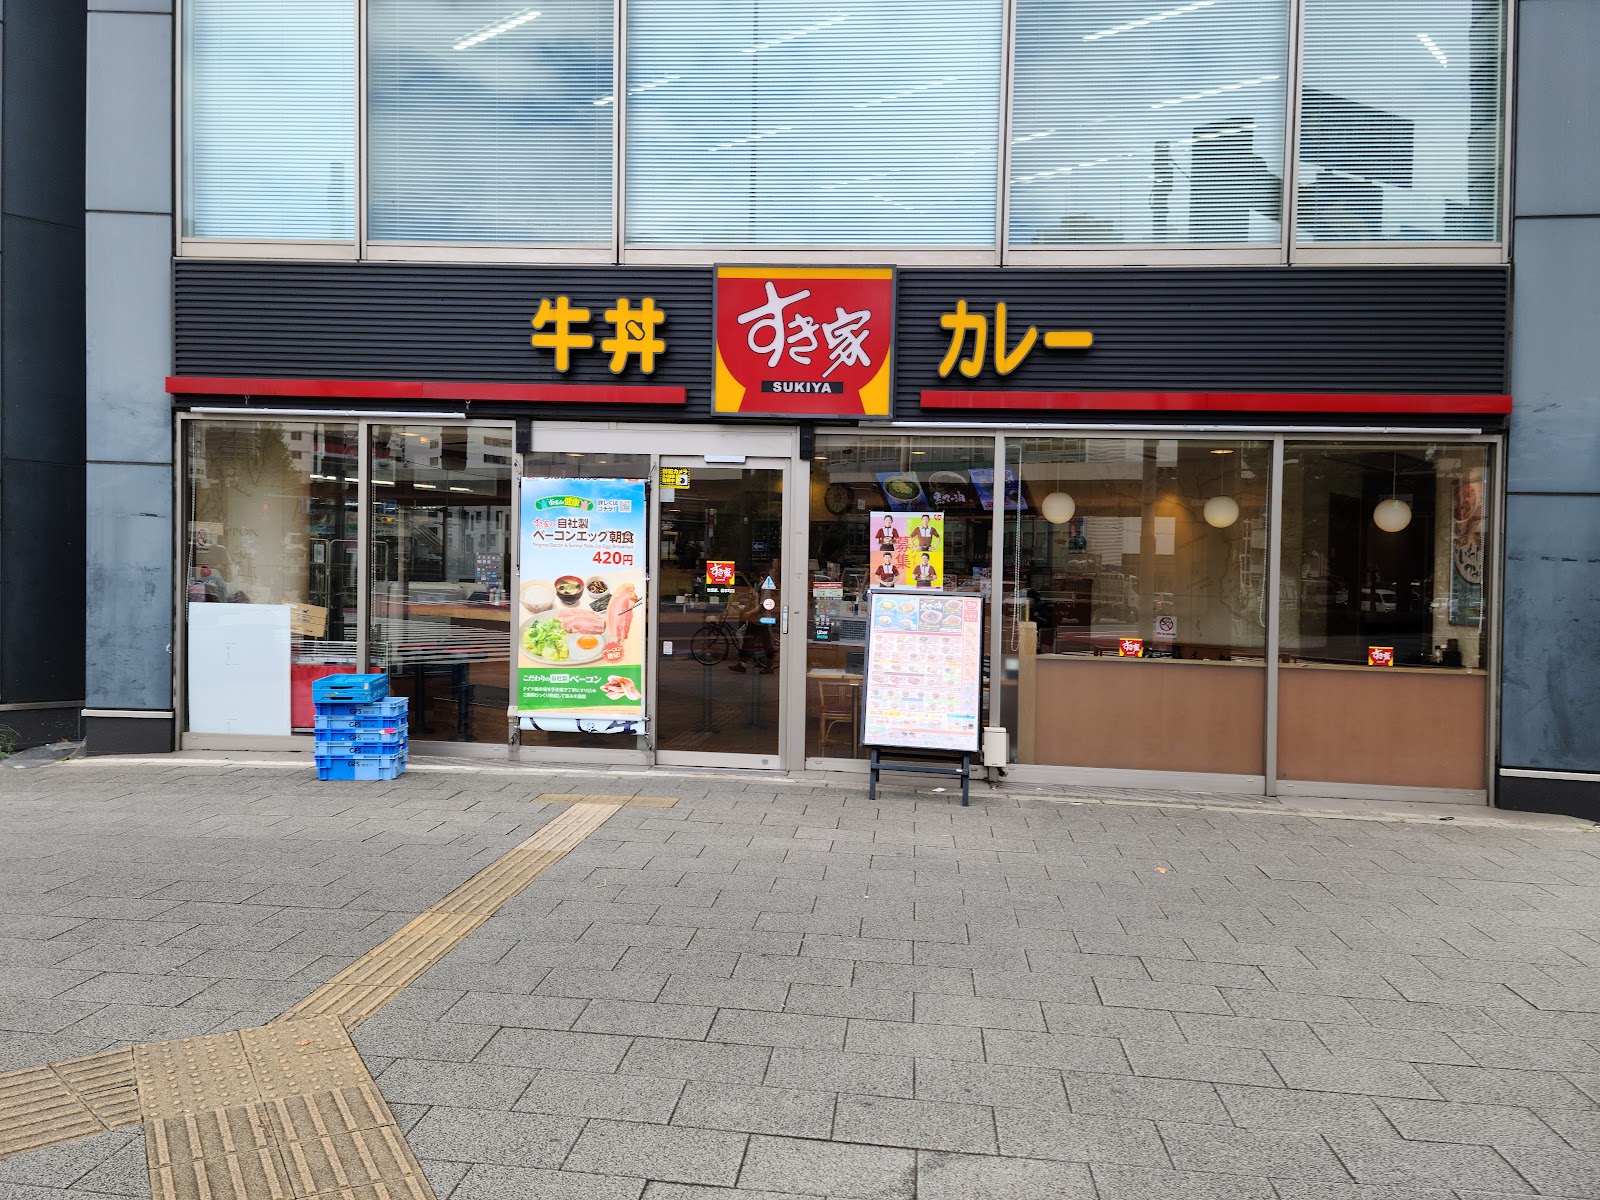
[0,754,1595,1200]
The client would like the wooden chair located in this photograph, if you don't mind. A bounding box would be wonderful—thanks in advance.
[815,677,859,752]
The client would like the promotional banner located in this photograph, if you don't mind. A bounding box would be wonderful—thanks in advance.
[869,511,944,589]
[518,478,646,727]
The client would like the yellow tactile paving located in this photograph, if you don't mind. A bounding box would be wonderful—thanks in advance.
[535,791,678,808]
[0,796,629,1194]
[0,1065,104,1156]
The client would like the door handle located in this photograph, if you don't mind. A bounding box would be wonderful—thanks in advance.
[782,607,789,636]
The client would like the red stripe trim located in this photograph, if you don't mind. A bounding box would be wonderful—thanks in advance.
[920,389,1512,415]
[166,376,687,405]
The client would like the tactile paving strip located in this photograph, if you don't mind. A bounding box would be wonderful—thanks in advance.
[0,797,628,1183]
[536,791,679,808]
[279,801,623,1028]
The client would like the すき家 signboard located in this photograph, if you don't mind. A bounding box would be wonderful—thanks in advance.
[518,478,646,727]
[713,266,894,416]
[861,588,984,754]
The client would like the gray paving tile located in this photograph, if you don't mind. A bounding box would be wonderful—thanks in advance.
[1268,1053,1445,1100]
[375,1058,536,1110]
[535,967,669,1002]
[1095,977,1231,1015]
[1452,1031,1600,1071]
[1123,1039,1280,1086]
[621,1035,772,1084]
[515,1067,686,1123]
[1218,1084,1396,1137]
[1416,1064,1597,1108]
[914,1056,1066,1109]
[407,1105,586,1168]
[982,1028,1129,1074]
[453,1164,645,1200]
[1159,1121,1351,1182]
[671,1080,835,1138]
[1062,1071,1231,1124]
[995,1106,1167,1166]
[913,992,1045,1031]
[784,983,911,1022]
[563,1120,749,1187]
[833,1093,996,1153]
[851,961,974,996]
[640,1186,807,1200]
[738,1134,917,1199]
[709,1008,846,1050]
[1090,1163,1275,1200]
[354,1014,499,1063]
[1221,989,1369,1025]
[1328,1136,1529,1191]
[1042,999,1185,1041]
[1311,1024,1478,1065]
[735,953,853,987]
[442,990,588,1030]
[1174,1012,1323,1052]
[844,1018,984,1062]
[476,1026,634,1072]
[764,1047,915,1098]
[1537,1106,1600,1153]
[913,1150,1095,1200]
[1375,1098,1569,1149]
[578,998,718,1040]
[661,976,789,1011]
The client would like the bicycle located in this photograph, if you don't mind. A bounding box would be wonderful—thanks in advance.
[689,615,742,665]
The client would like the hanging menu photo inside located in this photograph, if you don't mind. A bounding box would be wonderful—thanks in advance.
[861,588,984,754]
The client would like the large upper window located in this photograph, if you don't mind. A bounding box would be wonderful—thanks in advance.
[182,0,356,241]
[624,1,1004,247]
[1010,0,1289,247]
[1297,0,1504,243]
[368,1,614,244]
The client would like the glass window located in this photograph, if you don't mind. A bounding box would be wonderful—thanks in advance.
[1297,0,1504,243]
[368,425,514,743]
[1278,442,1493,792]
[182,0,356,240]
[625,1,1003,247]
[1010,0,1288,247]
[185,422,359,735]
[805,435,995,761]
[368,1,614,244]
[1001,438,1270,775]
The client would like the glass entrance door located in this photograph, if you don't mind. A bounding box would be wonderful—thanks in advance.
[655,459,790,767]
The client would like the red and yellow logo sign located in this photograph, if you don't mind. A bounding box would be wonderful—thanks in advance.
[714,267,894,416]
[705,561,736,588]
[1367,646,1395,667]
[1118,638,1144,659]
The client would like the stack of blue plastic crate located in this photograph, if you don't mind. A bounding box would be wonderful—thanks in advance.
[311,673,409,781]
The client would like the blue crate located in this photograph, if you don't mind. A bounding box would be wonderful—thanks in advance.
[311,673,389,704]
[314,696,408,732]
[315,748,408,782]
[315,729,408,757]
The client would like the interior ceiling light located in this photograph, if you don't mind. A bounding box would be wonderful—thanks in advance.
[743,12,848,54]
[1152,74,1279,111]
[1416,32,1448,67]
[1084,0,1218,41]
[453,7,540,51]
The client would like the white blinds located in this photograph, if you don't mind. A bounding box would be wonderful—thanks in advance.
[368,1,614,244]
[1010,0,1289,247]
[1297,0,1503,243]
[624,1,1003,247]
[182,0,356,240]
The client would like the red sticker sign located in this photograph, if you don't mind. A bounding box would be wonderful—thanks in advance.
[1368,646,1395,667]
[1118,638,1144,658]
[714,267,894,416]
[705,560,736,588]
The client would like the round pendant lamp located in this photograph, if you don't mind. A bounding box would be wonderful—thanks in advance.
[1373,452,1412,532]
[1202,495,1240,529]
[1373,497,1412,533]
[1041,491,1076,525]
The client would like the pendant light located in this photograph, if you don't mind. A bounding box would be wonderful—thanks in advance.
[1203,446,1240,529]
[1041,453,1074,524]
[1373,452,1412,532]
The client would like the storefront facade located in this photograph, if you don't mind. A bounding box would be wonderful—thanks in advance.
[166,261,1509,802]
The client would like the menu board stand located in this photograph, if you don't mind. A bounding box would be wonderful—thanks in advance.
[868,747,972,807]
[859,587,985,808]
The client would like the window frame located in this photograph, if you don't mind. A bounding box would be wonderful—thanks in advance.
[173,0,1511,267]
